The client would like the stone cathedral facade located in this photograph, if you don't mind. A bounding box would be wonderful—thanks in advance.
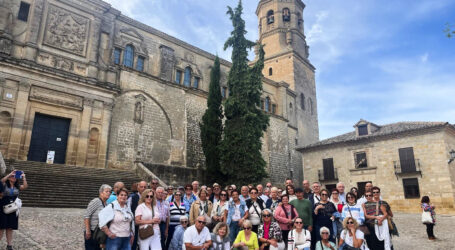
[0,0,318,184]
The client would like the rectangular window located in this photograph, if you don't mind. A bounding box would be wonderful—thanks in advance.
[322,158,335,180]
[136,56,144,71]
[193,77,200,89]
[175,70,182,84]
[272,104,276,114]
[358,125,368,136]
[114,48,121,65]
[403,178,420,198]
[399,147,416,173]
[355,152,368,168]
[18,2,30,22]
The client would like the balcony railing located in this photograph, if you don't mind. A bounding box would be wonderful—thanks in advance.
[318,168,338,181]
[393,159,422,177]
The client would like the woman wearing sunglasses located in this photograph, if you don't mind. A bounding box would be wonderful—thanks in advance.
[288,217,311,250]
[135,189,161,249]
[363,187,389,250]
[211,190,229,227]
[338,217,368,250]
[167,190,187,249]
[233,219,259,250]
[258,209,284,250]
[341,192,366,238]
[315,227,336,250]
[313,189,336,244]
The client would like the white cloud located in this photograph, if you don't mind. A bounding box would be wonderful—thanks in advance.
[420,53,429,63]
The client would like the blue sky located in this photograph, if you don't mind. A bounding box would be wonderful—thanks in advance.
[105,0,455,140]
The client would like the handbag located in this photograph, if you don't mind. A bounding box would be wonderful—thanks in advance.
[339,243,360,250]
[421,210,433,224]
[139,204,155,240]
[92,201,113,244]
[3,201,18,214]
[139,225,154,240]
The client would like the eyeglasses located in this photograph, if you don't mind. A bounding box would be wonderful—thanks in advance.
[151,182,158,185]
[146,195,154,199]
[365,194,373,197]
[295,221,303,224]
[220,194,227,196]
[243,227,251,230]
[321,193,328,196]
[181,221,188,223]
[321,232,329,235]
[347,221,354,224]
[263,214,271,217]
[373,191,380,194]
[197,220,207,225]
[347,196,354,199]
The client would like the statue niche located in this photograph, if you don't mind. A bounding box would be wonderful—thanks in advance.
[43,5,89,56]
[134,101,144,124]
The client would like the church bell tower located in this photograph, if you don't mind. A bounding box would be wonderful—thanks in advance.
[257,0,319,145]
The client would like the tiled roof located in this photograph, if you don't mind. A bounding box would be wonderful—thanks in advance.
[297,121,450,151]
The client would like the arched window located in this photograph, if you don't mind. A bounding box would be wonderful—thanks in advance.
[269,67,273,76]
[265,97,271,112]
[123,45,134,67]
[267,10,274,24]
[300,93,305,110]
[283,8,291,22]
[309,98,314,115]
[183,67,192,87]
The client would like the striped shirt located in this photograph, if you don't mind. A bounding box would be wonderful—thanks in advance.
[169,201,187,226]
[84,198,105,231]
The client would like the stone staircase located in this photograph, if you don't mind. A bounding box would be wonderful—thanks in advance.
[4,159,140,208]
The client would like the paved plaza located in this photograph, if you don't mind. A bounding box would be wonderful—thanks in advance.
[0,207,453,249]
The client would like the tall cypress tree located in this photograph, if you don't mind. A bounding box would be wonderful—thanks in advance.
[200,56,224,181]
[219,0,269,185]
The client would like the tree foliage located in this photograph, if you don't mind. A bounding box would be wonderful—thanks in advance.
[218,0,269,186]
[200,56,224,182]
[445,22,455,38]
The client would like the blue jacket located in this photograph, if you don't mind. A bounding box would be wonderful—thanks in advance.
[227,200,247,225]
[169,225,185,250]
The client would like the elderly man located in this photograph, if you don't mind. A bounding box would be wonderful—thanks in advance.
[106,181,124,204]
[308,182,321,209]
[302,179,312,199]
[128,180,147,250]
[156,186,170,249]
[192,180,199,198]
[209,183,221,204]
[183,215,212,250]
[358,181,381,205]
[150,179,159,192]
[337,182,346,203]
[265,187,281,212]
[256,184,269,203]
[239,186,250,202]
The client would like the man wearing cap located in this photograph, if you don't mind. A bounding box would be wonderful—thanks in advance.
[290,188,313,232]
[209,183,221,204]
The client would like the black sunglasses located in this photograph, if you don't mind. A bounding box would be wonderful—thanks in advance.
[243,227,251,230]
[263,214,271,217]
[365,194,372,197]
[197,220,207,225]
[146,195,154,199]
[295,221,303,224]
[347,221,354,224]
[220,194,227,196]
[373,191,380,194]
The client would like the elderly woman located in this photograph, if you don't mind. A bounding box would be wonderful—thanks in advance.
[99,188,135,250]
[274,194,299,246]
[84,184,111,250]
[339,217,367,249]
[227,190,249,242]
[246,187,265,233]
[211,190,229,227]
[189,189,213,225]
[315,227,336,250]
[233,219,259,250]
[288,217,311,250]
[169,215,189,250]
[166,190,187,249]
[135,189,161,249]
[313,189,336,244]
[258,209,284,250]
[265,187,281,213]
[0,170,28,250]
[210,222,231,250]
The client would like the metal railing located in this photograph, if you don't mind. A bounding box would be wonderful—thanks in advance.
[393,159,422,175]
[318,168,338,181]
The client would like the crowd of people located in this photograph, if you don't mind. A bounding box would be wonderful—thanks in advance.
[83,178,433,250]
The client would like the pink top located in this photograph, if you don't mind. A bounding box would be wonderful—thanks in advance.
[110,211,132,237]
[263,221,271,239]
[274,204,299,230]
[135,203,160,231]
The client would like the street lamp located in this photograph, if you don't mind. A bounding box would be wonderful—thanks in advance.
[449,150,455,164]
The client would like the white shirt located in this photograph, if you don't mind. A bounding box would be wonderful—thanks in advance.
[260,194,269,203]
[183,225,211,249]
[340,229,365,248]
[313,194,321,204]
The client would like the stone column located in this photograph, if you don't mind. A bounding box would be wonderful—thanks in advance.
[98,102,113,168]
[75,98,93,166]
[7,81,30,159]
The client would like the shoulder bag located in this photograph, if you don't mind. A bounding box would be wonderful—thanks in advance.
[92,201,113,244]
[138,204,155,240]
[421,208,433,224]
[3,201,18,214]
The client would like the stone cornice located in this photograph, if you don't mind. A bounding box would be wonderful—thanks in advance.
[256,0,306,15]
[286,88,297,97]
[260,27,306,43]
[116,15,232,67]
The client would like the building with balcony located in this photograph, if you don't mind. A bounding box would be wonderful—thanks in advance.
[296,119,455,214]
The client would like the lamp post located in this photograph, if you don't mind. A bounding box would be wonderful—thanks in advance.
[449,150,455,164]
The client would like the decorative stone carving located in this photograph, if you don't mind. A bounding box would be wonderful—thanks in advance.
[43,5,90,56]
[134,102,144,124]
[53,56,74,71]
[29,86,83,110]
[159,45,175,81]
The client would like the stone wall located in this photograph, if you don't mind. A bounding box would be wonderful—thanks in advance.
[301,129,455,214]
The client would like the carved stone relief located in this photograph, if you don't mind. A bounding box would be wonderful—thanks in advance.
[43,5,90,56]
[159,45,175,81]
[29,86,83,110]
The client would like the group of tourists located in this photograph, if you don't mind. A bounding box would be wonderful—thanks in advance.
[83,178,433,250]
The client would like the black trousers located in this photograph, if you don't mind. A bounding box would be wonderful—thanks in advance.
[425,223,435,238]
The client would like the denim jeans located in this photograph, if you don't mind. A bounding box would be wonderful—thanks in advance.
[105,236,130,250]
[159,222,166,249]
[84,231,101,250]
[229,222,240,243]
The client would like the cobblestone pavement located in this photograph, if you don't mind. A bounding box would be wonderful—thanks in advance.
[0,208,453,249]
